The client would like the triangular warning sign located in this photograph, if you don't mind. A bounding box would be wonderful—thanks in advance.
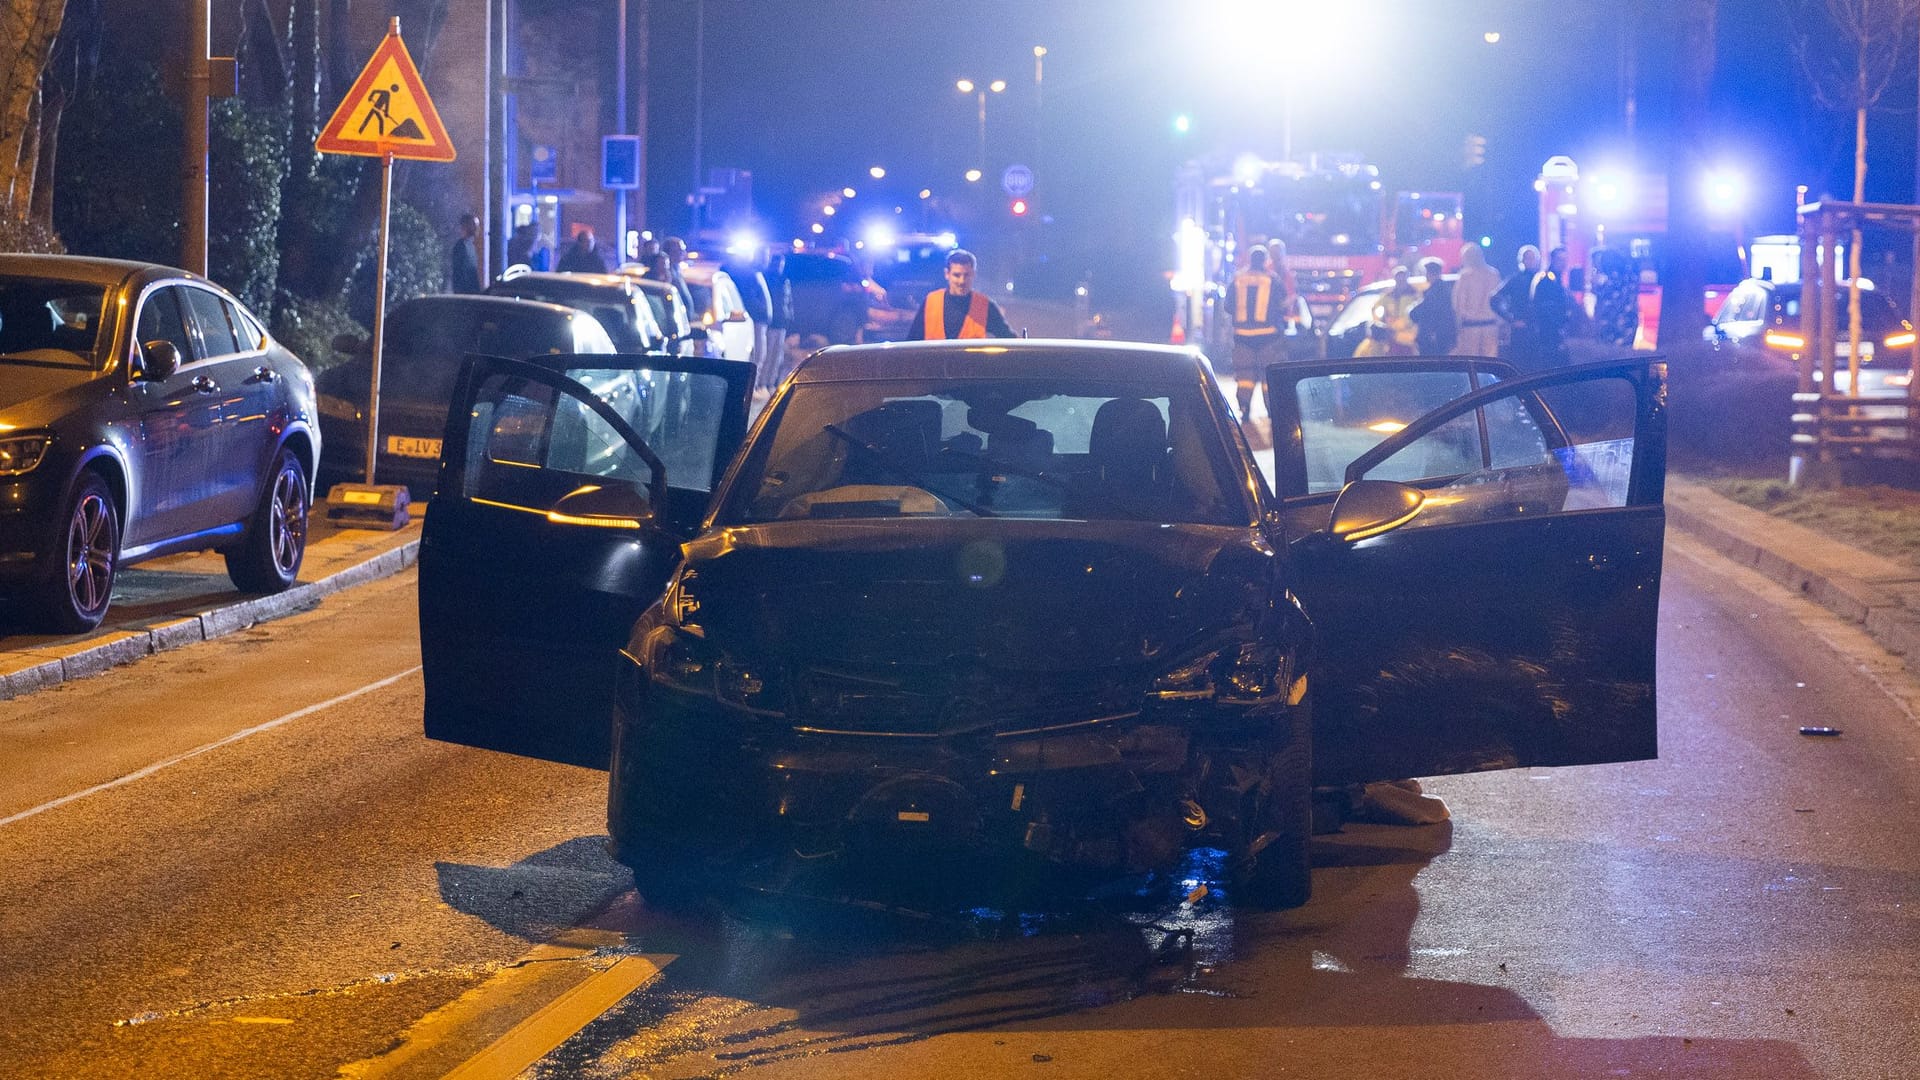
[316,31,455,162]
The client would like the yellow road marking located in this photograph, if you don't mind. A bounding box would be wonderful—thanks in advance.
[440,953,669,1080]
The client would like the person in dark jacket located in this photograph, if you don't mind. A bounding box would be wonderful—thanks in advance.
[556,226,610,273]
[725,249,774,387]
[763,251,794,387]
[1410,257,1456,354]
[1528,246,1577,368]
[448,212,482,293]
[1492,244,1541,363]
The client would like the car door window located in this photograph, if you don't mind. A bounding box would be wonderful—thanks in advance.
[184,287,241,358]
[136,286,196,365]
[570,364,735,493]
[1292,369,1500,492]
[1358,374,1639,529]
[461,373,655,507]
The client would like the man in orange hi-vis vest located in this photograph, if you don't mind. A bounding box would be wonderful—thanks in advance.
[908,249,1014,340]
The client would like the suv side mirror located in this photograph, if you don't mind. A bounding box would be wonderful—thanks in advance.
[1326,479,1424,543]
[140,340,181,381]
[547,482,654,530]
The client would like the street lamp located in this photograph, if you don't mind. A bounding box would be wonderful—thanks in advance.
[956,77,1005,176]
[869,165,886,179]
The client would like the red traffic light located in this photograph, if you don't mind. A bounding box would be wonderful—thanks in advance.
[1010,198,1029,216]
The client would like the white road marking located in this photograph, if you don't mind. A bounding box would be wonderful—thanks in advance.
[0,665,422,830]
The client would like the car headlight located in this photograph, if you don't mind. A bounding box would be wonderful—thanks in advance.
[0,434,52,476]
[1149,644,1293,705]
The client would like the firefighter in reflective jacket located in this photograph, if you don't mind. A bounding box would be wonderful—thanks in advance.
[1229,245,1285,420]
[908,248,1014,340]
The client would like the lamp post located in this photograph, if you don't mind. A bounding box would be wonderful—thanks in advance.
[955,78,1005,178]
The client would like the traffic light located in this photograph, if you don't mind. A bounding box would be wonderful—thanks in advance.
[1010,198,1029,216]
[1463,133,1487,168]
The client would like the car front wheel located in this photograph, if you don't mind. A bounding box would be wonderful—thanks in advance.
[37,471,119,633]
[225,448,309,593]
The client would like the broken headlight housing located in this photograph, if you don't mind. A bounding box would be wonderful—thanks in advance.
[1150,644,1292,704]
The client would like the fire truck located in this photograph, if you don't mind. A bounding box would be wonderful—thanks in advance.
[1172,152,1465,351]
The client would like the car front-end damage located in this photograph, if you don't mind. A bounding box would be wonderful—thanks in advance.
[605,519,1313,901]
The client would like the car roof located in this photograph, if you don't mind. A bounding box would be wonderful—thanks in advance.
[491,271,636,296]
[789,339,1213,384]
[394,293,587,321]
[0,253,200,289]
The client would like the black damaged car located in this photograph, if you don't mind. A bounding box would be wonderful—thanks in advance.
[418,342,1666,910]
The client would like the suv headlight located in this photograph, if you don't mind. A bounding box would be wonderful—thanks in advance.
[0,435,52,476]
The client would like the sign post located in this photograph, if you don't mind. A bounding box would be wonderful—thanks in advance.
[313,18,455,525]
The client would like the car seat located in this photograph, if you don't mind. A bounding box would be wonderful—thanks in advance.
[841,399,941,485]
[1066,397,1170,519]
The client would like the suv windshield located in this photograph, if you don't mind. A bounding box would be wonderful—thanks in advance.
[0,278,108,368]
[720,378,1248,525]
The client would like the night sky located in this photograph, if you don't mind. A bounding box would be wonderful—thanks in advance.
[644,1,1918,285]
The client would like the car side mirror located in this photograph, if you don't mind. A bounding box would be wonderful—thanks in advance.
[332,332,369,356]
[1326,479,1425,543]
[546,482,654,530]
[140,340,180,381]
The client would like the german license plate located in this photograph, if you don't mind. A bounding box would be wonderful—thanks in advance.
[386,435,442,459]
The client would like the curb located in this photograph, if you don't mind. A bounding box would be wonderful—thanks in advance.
[0,538,420,702]
[1667,477,1920,674]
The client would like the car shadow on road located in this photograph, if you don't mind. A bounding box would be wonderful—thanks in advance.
[433,835,635,943]
[552,821,1818,1078]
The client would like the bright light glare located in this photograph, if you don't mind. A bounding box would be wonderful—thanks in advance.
[1173,114,1191,134]
[965,168,983,183]
[842,187,857,199]
[810,223,824,234]
[1588,172,1633,217]
[822,205,836,216]
[1483,31,1501,43]
[919,188,932,199]
[989,79,1007,93]
[1033,45,1047,57]
[1704,170,1747,214]
[863,221,898,250]
[956,79,974,93]
[725,230,762,256]
[869,166,886,179]
[937,232,958,247]
[1367,420,1408,434]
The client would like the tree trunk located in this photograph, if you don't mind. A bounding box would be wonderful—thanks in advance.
[0,0,69,219]
[1659,1,1716,348]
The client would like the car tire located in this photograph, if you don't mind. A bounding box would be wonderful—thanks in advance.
[623,836,716,914]
[36,471,119,634]
[828,309,862,345]
[225,448,309,594]
[1232,689,1314,910]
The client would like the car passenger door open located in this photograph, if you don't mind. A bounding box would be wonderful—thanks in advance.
[419,352,755,768]
[1267,356,1667,785]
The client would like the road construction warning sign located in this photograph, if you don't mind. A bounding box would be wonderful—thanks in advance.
[316,31,454,161]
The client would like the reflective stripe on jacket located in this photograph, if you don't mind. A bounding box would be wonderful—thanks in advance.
[1232,270,1279,337]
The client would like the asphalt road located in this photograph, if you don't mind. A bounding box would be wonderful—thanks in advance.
[0,534,1915,1079]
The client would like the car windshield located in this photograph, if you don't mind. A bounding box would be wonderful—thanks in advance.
[0,278,108,368]
[719,377,1249,525]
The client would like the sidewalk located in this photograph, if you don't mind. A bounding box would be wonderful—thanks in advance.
[7,481,1920,703]
[0,500,424,701]
[1668,477,1920,666]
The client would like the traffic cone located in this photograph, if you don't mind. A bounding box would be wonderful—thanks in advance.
[1170,309,1186,345]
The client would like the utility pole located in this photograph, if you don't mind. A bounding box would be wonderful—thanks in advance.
[182,0,210,275]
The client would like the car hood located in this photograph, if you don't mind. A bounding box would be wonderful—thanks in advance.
[0,364,102,423]
[676,520,1273,674]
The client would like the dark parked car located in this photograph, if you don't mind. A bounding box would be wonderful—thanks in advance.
[418,342,1666,911]
[784,251,884,344]
[316,294,614,494]
[1706,278,1914,395]
[486,269,667,353]
[0,255,319,632]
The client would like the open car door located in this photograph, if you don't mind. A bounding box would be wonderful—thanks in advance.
[420,352,755,768]
[1267,356,1667,785]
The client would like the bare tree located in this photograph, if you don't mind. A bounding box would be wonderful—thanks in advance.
[1793,0,1920,390]
[0,0,69,222]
